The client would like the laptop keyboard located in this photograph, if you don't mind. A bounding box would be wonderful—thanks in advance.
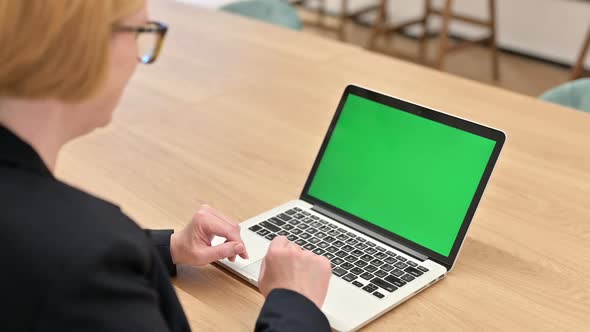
[247,207,430,299]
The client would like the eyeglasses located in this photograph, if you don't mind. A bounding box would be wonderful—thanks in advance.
[114,21,168,64]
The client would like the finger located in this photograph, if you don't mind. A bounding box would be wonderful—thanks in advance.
[198,241,244,263]
[202,206,249,257]
[200,212,242,243]
[270,235,289,249]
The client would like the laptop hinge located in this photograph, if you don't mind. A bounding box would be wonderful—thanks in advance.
[311,205,429,262]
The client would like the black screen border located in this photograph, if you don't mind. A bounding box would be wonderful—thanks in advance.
[300,85,506,270]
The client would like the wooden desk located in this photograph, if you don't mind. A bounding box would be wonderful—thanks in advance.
[56,0,590,330]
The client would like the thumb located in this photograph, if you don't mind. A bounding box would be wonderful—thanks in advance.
[199,241,244,263]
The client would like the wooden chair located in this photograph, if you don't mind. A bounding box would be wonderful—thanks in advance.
[368,0,500,80]
[291,0,380,41]
[571,27,590,80]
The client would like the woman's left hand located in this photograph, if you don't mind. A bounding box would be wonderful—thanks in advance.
[170,204,249,266]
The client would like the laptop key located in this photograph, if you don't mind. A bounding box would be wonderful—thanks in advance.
[327,229,340,236]
[310,221,322,228]
[384,257,397,264]
[372,291,385,299]
[352,281,364,288]
[394,262,408,269]
[294,213,305,219]
[360,272,374,280]
[248,225,262,232]
[346,238,359,246]
[287,234,298,241]
[298,224,309,230]
[397,256,407,262]
[326,223,337,229]
[326,246,339,253]
[360,254,373,262]
[319,226,331,232]
[294,239,307,246]
[323,252,335,260]
[311,215,320,220]
[381,264,394,272]
[391,269,404,277]
[335,251,348,258]
[343,273,357,282]
[299,232,311,239]
[355,243,368,250]
[277,213,292,221]
[351,249,364,257]
[306,228,318,234]
[365,247,377,255]
[350,267,364,275]
[341,262,354,270]
[365,265,378,273]
[384,275,407,287]
[407,261,418,267]
[362,284,378,293]
[315,232,327,239]
[290,228,302,235]
[374,270,387,278]
[260,221,280,232]
[370,259,384,267]
[293,207,302,212]
[309,237,321,244]
[323,236,336,243]
[331,257,344,265]
[341,245,354,252]
[417,266,430,272]
[401,274,415,282]
[332,240,345,247]
[375,252,388,260]
[344,255,357,263]
[312,248,325,255]
[277,230,289,236]
[317,242,330,249]
[302,211,311,216]
[285,209,297,216]
[303,243,316,251]
[257,229,270,236]
[288,219,300,226]
[371,278,397,292]
[357,237,366,243]
[366,242,376,247]
[283,224,294,231]
[332,267,347,277]
[355,260,368,268]
[404,267,423,277]
[376,246,386,252]
[269,217,286,226]
[336,234,349,241]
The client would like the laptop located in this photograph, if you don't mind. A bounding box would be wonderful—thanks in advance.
[212,85,506,331]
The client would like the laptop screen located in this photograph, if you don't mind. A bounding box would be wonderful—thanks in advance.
[306,93,497,257]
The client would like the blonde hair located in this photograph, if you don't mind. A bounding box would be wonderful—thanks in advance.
[0,0,145,102]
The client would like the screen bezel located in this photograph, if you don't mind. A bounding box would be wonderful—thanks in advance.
[300,85,506,270]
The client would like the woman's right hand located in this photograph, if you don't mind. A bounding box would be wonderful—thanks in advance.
[258,236,332,308]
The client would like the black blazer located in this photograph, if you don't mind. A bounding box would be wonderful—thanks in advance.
[0,127,330,332]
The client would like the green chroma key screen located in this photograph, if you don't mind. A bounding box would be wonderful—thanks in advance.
[307,94,496,256]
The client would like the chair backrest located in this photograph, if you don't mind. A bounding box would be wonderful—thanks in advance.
[540,78,590,113]
[221,0,303,31]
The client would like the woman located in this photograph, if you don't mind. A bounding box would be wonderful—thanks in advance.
[0,1,332,331]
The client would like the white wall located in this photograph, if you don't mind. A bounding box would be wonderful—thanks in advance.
[179,0,590,68]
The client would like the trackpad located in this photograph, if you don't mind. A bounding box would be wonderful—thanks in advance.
[242,259,263,279]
